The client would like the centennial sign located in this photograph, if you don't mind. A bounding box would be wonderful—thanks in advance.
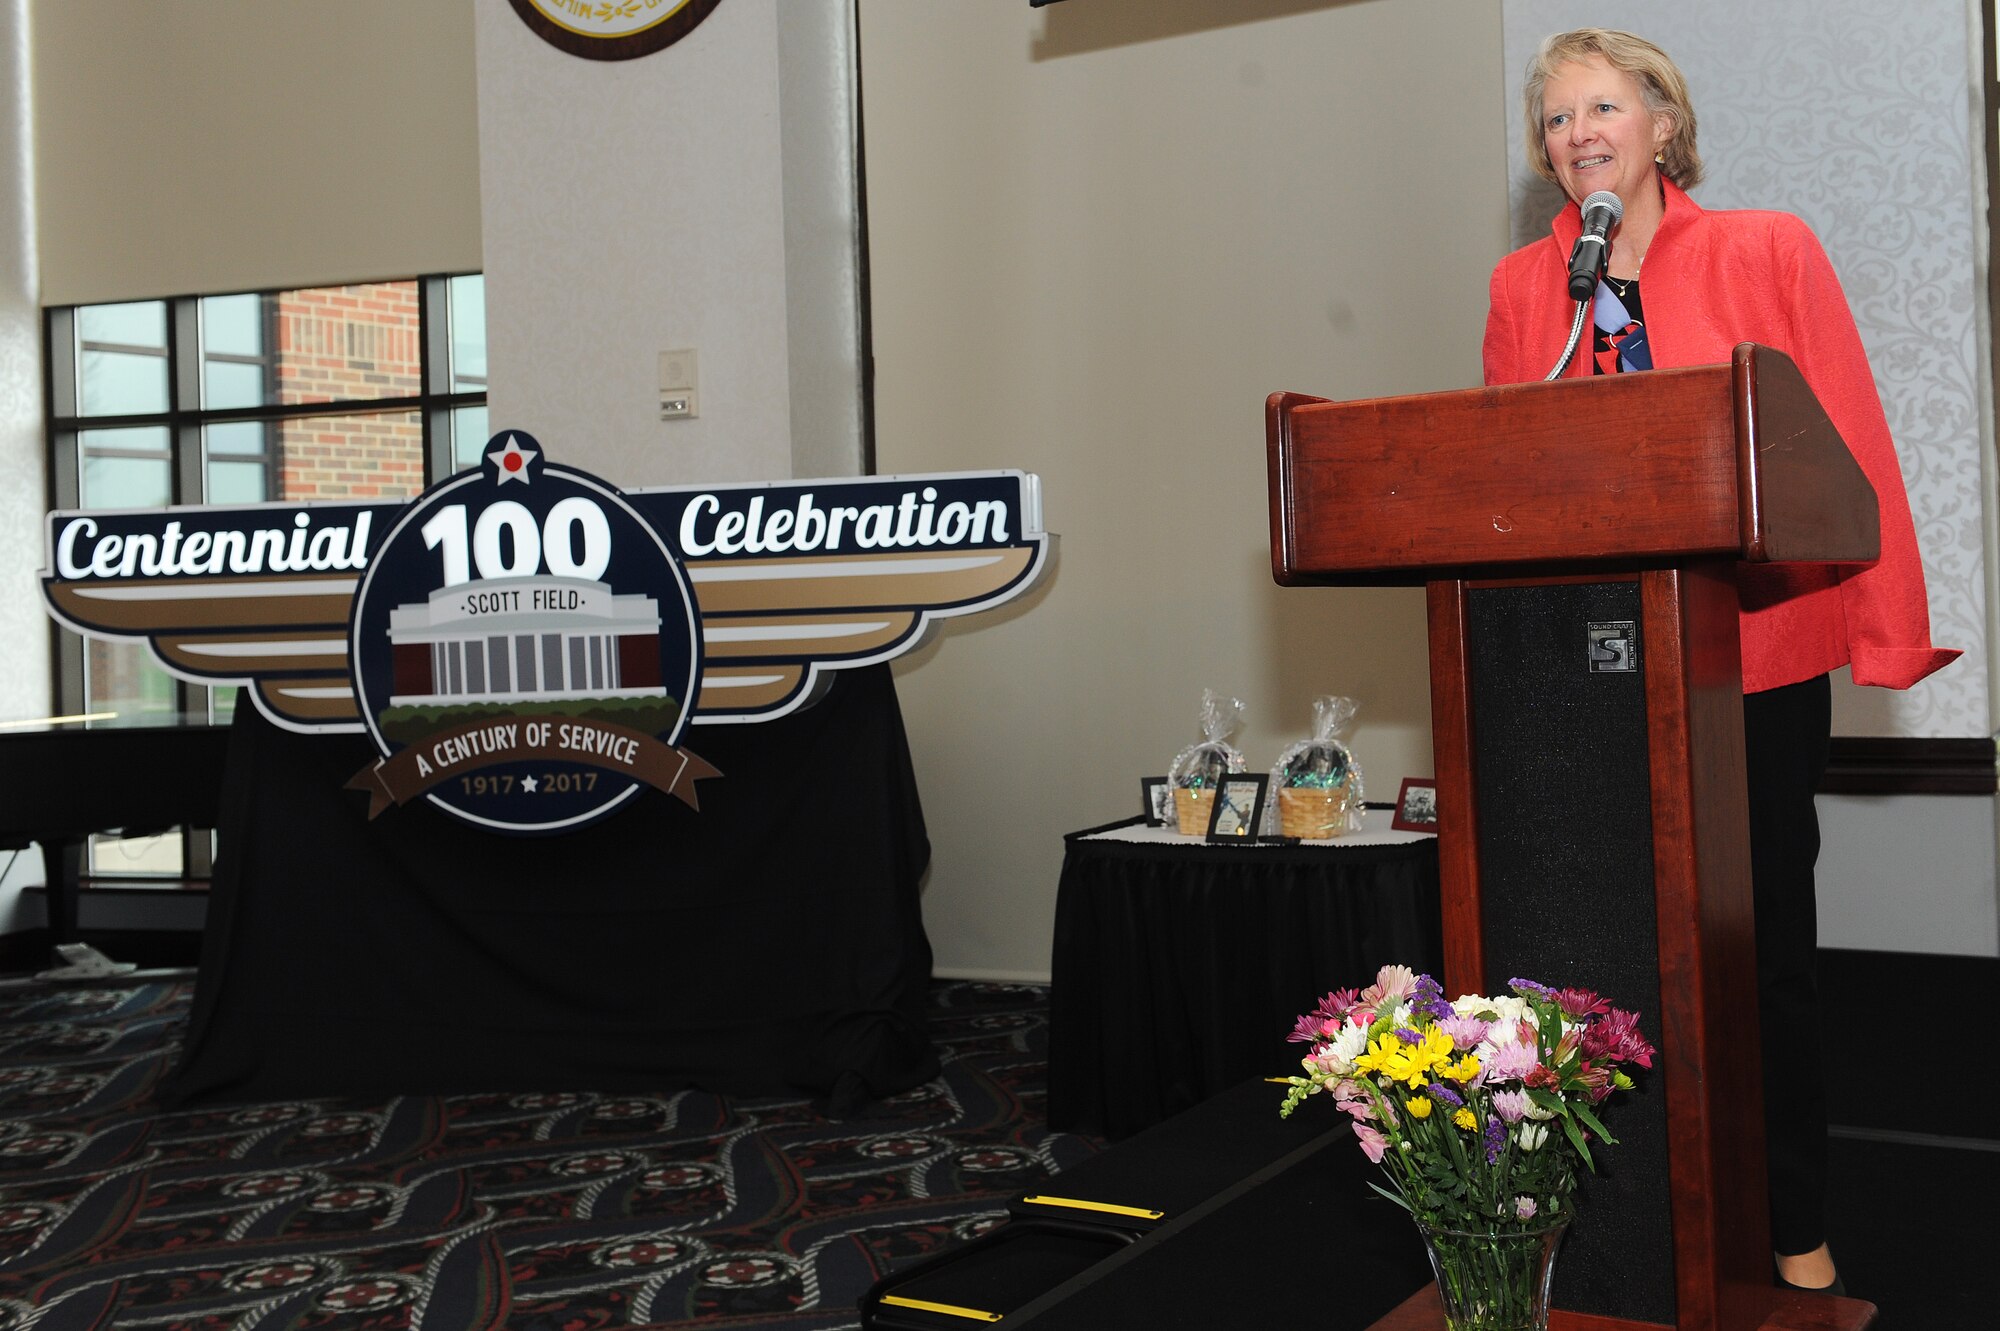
[42,433,1050,834]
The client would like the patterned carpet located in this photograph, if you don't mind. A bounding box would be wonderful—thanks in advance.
[0,979,1100,1330]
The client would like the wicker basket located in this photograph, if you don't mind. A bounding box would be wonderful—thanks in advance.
[1279,786,1350,839]
[1173,787,1215,836]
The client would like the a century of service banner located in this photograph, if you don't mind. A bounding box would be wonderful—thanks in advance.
[41,433,1050,835]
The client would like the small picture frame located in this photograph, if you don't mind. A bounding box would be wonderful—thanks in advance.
[1205,773,1269,843]
[1392,777,1439,833]
[1141,775,1174,826]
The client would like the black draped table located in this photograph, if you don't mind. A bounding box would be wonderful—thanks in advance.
[1048,813,1441,1139]
[0,714,230,947]
[164,665,935,1113]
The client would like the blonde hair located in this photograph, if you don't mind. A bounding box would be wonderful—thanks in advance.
[1524,28,1703,190]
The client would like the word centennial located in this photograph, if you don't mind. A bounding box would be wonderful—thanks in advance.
[53,511,375,580]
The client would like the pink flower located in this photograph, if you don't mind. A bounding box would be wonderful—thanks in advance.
[1360,965,1417,1006]
[1579,1008,1656,1069]
[1354,1122,1388,1163]
[1555,988,1610,1018]
[1438,1015,1490,1052]
[1490,1089,1531,1124]
[1336,1098,1374,1122]
[1289,989,1362,1042]
[1318,987,1361,1020]
[1287,1012,1336,1045]
[1482,1040,1538,1082]
[1515,1196,1538,1221]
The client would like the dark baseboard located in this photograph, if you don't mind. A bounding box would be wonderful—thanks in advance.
[0,927,203,975]
[1822,736,1996,795]
[1821,947,1998,1140]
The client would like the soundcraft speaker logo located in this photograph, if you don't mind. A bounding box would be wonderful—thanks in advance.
[41,433,1051,835]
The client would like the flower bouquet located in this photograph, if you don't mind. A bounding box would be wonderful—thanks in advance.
[1279,965,1656,1331]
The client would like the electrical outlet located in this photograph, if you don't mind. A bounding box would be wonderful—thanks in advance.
[659,348,699,419]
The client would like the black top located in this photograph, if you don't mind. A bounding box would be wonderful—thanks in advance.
[1592,272,1651,373]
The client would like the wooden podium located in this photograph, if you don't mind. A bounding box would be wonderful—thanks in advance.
[1266,346,1875,1331]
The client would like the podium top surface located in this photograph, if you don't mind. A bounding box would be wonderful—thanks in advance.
[1267,344,1880,585]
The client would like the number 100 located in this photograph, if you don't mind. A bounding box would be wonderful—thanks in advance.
[420,499,613,586]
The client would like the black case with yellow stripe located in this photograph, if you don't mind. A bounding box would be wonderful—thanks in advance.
[859,1078,1349,1327]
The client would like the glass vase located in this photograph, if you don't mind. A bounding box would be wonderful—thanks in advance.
[1415,1219,1569,1331]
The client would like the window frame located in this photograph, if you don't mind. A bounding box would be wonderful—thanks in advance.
[40,274,487,880]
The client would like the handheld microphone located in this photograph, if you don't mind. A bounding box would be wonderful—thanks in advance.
[1566,191,1624,301]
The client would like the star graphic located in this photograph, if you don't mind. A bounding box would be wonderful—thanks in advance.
[488,434,539,485]
[521,774,539,793]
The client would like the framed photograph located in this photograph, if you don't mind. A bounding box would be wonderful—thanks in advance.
[1205,773,1269,843]
[1141,775,1174,826]
[1392,777,1440,833]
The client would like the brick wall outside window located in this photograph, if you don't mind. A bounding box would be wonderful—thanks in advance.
[273,282,425,502]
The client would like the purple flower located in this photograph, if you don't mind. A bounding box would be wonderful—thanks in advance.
[1393,1028,1421,1045]
[1509,978,1554,999]
[1410,973,1455,1022]
[1427,1082,1464,1108]
[1483,1116,1507,1163]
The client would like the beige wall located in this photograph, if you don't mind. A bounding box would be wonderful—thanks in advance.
[859,0,1511,978]
[34,0,481,304]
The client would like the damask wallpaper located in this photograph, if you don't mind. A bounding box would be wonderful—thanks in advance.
[0,0,49,723]
[1501,0,1991,739]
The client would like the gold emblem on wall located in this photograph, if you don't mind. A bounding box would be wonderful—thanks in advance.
[508,0,725,61]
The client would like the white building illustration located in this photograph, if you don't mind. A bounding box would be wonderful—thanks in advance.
[386,575,666,705]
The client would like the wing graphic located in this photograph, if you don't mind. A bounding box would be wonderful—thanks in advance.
[40,470,1050,733]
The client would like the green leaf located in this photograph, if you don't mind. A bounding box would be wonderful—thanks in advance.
[1368,1180,1413,1212]
[1571,1098,1618,1146]
[1560,1111,1596,1171]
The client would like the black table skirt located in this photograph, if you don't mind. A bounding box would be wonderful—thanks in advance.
[163,665,936,1113]
[1048,821,1442,1139]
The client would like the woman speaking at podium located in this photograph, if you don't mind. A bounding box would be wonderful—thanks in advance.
[1482,27,1959,1298]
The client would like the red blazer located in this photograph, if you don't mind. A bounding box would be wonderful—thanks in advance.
[1484,177,1958,694]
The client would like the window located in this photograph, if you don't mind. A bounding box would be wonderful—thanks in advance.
[43,275,487,878]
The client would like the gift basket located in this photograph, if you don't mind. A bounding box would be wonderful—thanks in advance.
[1167,689,1246,835]
[1269,694,1365,838]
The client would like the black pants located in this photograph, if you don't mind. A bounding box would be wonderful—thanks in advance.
[1742,673,1832,1257]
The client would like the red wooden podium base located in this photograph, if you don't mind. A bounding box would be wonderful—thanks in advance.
[1367,1283,1877,1331]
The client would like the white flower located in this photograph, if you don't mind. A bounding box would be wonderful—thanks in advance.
[1517,1122,1548,1151]
[1315,1021,1369,1077]
[1451,994,1496,1018]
